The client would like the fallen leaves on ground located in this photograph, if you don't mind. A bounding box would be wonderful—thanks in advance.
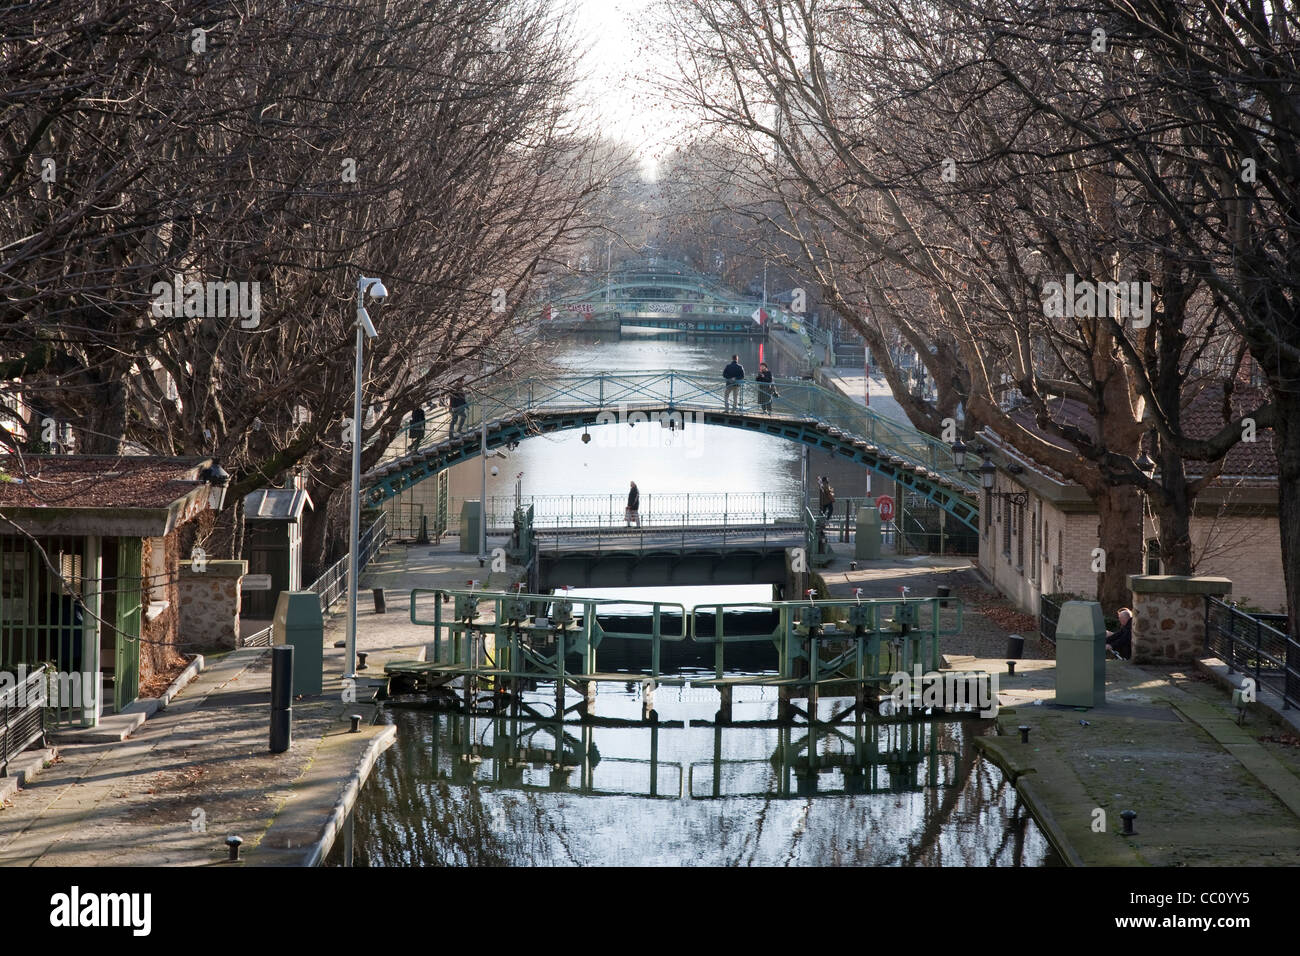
[957,585,1038,633]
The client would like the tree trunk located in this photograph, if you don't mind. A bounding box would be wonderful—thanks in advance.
[1274,394,1300,640]
[1094,484,1144,610]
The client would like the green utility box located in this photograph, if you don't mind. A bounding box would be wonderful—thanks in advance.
[459,500,482,554]
[272,591,324,697]
[1054,600,1106,707]
[855,506,882,560]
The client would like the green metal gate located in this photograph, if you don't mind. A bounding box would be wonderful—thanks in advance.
[0,534,93,727]
[112,537,142,713]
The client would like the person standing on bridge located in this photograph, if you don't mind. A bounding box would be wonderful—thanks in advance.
[625,481,641,527]
[408,405,426,451]
[755,362,777,414]
[448,388,468,435]
[723,354,745,411]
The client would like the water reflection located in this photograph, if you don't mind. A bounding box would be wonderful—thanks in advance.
[331,687,1059,867]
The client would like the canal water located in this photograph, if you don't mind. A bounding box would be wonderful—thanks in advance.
[466,331,879,505]
[328,586,1060,867]
[335,335,1058,866]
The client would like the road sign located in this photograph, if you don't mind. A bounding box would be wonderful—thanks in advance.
[875,495,895,522]
[241,574,272,591]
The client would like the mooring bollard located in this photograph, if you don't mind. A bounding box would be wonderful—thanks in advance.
[372,588,386,614]
[226,834,243,862]
[270,644,293,754]
[1007,660,1017,676]
[1018,724,1030,743]
[1121,810,1137,836]
[356,651,368,670]
[349,713,363,733]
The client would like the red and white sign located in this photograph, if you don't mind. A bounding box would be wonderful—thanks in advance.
[751,307,767,325]
[875,495,895,522]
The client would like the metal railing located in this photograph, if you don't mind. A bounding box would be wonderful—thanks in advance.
[306,514,389,614]
[1039,594,1065,646]
[369,370,977,496]
[1,664,45,774]
[1205,597,1300,709]
[448,491,807,532]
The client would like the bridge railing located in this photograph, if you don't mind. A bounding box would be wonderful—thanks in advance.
[439,370,971,487]
[448,491,807,531]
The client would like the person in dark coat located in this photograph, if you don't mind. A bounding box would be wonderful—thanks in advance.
[448,389,468,435]
[625,481,641,527]
[817,475,835,521]
[1106,607,1133,659]
[408,406,426,450]
[723,355,745,410]
[755,362,777,413]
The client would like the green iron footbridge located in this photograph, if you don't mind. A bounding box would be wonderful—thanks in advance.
[363,370,979,532]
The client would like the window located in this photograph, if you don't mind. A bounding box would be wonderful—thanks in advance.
[1015,502,1025,571]
[1002,492,1011,557]
[1146,538,1162,576]
[1030,506,1038,581]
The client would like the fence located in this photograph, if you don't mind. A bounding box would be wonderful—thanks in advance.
[0,663,45,774]
[306,514,390,615]
[1205,597,1300,709]
[1039,594,1064,645]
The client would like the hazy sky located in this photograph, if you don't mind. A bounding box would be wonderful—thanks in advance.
[569,0,683,178]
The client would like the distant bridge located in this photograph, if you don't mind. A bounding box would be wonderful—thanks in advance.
[362,370,978,532]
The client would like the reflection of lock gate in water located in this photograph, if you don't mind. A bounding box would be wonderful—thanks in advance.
[384,588,984,725]
[414,707,960,799]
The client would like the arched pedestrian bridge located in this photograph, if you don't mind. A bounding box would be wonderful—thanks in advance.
[362,371,979,532]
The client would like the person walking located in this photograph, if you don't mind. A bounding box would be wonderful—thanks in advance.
[448,388,468,435]
[408,405,426,451]
[723,354,745,410]
[755,362,777,414]
[817,475,835,522]
[625,481,641,527]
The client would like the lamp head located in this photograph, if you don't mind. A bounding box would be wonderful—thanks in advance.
[952,440,966,470]
[979,457,997,490]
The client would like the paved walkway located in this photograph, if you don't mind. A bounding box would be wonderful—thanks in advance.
[0,541,518,867]
[973,657,1300,865]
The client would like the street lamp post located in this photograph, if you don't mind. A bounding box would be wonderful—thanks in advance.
[605,239,613,305]
[347,275,388,680]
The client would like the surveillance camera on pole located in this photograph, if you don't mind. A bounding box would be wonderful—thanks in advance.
[345,275,389,680]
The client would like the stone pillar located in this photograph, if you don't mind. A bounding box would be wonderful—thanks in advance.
[1126,575,1232,663]
[178,559,247,650]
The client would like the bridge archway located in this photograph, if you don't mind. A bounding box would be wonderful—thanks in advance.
[363,374,978,531]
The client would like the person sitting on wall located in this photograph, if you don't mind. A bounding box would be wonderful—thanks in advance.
[1106,607,1133,659]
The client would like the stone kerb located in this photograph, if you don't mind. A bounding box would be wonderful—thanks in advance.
[1127,574,1232,663]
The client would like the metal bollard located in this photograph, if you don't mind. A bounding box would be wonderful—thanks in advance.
[357,652,368,670]
[372,588,386,614]
[1007,660,1017,676]
[1120,810,1137,835]
[270,644,293,754]
[349,714,363,733]
[226,834,243,862]
[1018,725,1030,743]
